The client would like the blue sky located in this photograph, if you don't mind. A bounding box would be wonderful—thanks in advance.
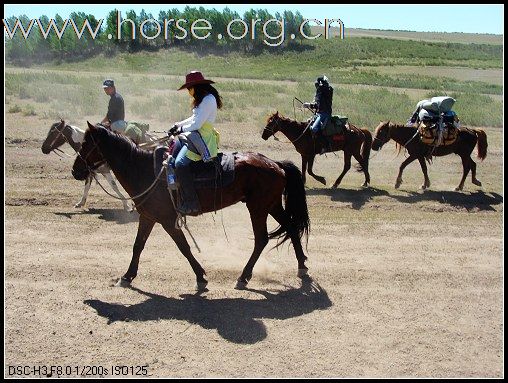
[3,4,504,34]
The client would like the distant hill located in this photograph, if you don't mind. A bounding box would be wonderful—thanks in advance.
[311,26,503,45]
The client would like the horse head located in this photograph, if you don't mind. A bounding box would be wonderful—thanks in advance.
[41,119,67,154]
[371,120,391,151]
[261,111,281,140]
[71,121,108,180]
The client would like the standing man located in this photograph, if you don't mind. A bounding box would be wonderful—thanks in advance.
[101,79,126,132]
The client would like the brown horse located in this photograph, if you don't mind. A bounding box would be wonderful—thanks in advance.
[262,112,372,188]
[72,122,310,290]
[371,121,488,191]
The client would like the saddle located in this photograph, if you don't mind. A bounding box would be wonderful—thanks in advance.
[153,146,235,190]
[418,122,458,146]
[322,115,348,137]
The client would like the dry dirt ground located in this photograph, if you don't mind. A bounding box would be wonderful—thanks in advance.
[5,113,503,378]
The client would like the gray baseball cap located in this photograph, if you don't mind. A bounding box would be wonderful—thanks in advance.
[102,79,114,88]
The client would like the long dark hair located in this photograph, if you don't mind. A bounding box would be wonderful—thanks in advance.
[192,83,223,109]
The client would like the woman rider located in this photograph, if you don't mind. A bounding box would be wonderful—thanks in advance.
[168,71,223,215]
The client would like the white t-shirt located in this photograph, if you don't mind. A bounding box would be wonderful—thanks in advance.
[176,93,217,132]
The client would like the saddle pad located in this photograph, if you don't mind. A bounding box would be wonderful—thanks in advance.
[190,152,236,189]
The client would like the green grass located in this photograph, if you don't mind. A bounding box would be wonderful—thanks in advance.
[4,69,503,128]
[4,34,503,129]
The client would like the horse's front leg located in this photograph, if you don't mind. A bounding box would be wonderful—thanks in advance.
[161,222,208,291]
[75,175,92,208]
[103,172,134,212]
[116,215,155,287]
[332,151,351,189]
[417,157,431,190]
[395,155,418,189]
[236,205,269,289]
[455,154,472,191]
[307,155,326,185]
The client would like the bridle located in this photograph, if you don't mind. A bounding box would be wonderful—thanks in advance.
[264,116,312,144]
[76,127,164,207]
[45,124,76,158]
[77,130,107,172]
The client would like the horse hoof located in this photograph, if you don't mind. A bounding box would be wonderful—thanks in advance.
[297,268,308,277]
[454,186,463,191]
[473,180,482,186]
[196,281,208,291]
[114,278,131,288]
[235,280,248,290]
[74,203,84,208]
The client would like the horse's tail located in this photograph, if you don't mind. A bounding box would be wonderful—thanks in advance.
[269,161,310,247]
[356,128,372,172]
[472,128,488,161]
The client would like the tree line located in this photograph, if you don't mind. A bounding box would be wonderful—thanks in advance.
[4,6,312,63]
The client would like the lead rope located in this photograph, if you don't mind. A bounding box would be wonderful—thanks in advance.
[167,186,201,253]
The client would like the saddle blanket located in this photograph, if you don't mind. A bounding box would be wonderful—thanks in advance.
[154,146,235,190]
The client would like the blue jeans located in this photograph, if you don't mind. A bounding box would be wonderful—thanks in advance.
[310,112,331,133]
[174,144,192,169]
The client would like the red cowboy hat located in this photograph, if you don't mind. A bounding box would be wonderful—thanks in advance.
[177,71,215,90]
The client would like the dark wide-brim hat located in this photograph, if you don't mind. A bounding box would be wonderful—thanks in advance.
[177,71,215,90]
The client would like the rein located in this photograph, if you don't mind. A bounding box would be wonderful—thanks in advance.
[81,132,160,206]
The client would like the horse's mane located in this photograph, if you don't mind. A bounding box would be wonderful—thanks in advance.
[91,126,153,163]
[270,112,308,130]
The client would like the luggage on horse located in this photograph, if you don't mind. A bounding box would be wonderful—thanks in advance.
[412,96,459,146]
[125,121,150,143]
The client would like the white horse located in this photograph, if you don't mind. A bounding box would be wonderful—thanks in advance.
[41,120,134,211]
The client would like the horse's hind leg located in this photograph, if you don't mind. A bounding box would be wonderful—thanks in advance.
[455,155,472,191]
[161,222,208,291]
[395,155,418,189]
[332,151,352,189]
[352,151,370,187]
[269,203,308,276]
[117,215,155,286]
[301,156,308,185]
[470,158,482,186]
[307,155,326,185]
[417,157,431,190]
[75,175,92,208]
[236,205,269,289]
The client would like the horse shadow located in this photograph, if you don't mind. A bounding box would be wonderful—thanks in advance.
[84,275,332,344]
[306,186,390,210]
[54,208,139,224]
[389,190,503,212]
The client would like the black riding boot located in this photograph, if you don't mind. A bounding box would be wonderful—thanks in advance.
[175,166,200,215]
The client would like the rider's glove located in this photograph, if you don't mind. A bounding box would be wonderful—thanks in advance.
[168,124,181,136]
